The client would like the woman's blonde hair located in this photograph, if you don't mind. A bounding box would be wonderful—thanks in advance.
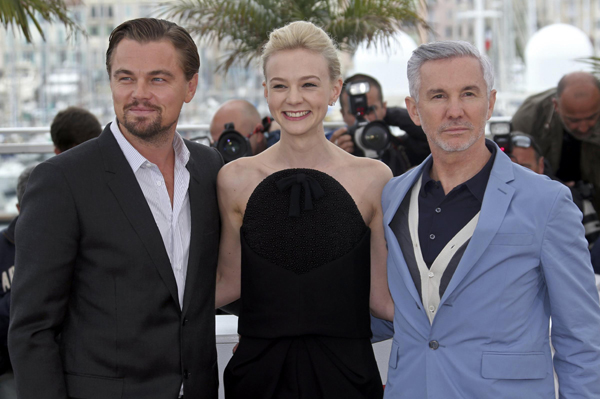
[262,21,341,82]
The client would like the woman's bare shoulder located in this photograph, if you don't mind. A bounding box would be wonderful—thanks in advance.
[344,155,393,186]
[217,156,270,196]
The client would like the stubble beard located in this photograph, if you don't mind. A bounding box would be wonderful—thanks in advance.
[424,119,482,153]
[120,102,177,146]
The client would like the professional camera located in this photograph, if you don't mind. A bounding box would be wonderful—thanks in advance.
[490,122,545,161]
[489,121,513,154]
[346,81,391,158]
[213,123,252,163]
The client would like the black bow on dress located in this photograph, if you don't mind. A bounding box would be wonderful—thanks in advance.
[276,173,325,217]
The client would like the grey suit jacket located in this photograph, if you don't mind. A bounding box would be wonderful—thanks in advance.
[8,124,223,399]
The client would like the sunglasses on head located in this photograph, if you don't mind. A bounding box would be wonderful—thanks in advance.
[511,134,542,156]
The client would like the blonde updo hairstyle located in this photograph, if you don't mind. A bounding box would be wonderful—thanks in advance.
[261,21,341,82]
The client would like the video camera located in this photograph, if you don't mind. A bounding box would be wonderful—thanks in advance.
[213,123,252,163]
[346,81,391,158]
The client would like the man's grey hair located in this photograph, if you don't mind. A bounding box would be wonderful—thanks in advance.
[16,165,36,205]
[407,41,494,101]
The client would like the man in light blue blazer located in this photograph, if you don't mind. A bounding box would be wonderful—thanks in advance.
[376,40,600,398]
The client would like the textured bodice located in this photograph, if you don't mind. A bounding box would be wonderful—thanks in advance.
[238,169,372,339]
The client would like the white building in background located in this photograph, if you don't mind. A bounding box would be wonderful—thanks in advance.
[525,24,594,93]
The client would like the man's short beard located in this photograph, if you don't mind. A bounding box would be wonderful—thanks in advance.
[427,120,482,152]
[119,105,176,145]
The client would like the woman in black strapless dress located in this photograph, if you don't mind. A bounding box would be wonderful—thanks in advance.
[215,21,394,399]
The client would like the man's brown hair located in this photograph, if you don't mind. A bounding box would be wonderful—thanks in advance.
[106,18,200,81]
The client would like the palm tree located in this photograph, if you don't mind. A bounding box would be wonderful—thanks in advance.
[162,0,424,73]
[0,0,80,43]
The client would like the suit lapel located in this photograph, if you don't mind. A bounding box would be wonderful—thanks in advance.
[99,125,181,309]
[181,154,202,314]
[383,163,426,226]
[385,163,431,332]
[438,148,515,307]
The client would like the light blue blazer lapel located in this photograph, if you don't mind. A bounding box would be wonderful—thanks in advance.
[384,159,431,325]
[439,147,516,308]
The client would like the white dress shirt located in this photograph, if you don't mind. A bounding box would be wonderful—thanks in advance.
[110,118,191,309]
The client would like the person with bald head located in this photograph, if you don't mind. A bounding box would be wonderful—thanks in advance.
[210,99,270,156]
[512,71,600,212]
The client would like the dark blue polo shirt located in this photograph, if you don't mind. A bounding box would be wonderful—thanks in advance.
[418,140,496,267]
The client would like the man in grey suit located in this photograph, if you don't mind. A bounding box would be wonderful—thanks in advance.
[8,18,223,399]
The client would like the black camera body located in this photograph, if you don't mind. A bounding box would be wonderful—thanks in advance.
[213,123,252,163]
[490,121,513,154]
[346,81,391,158]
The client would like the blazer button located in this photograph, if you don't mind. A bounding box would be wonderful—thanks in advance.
[182,318,188,326]
[184,370,190,379]
[429,340,439,350]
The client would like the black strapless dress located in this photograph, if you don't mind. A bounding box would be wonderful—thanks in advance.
[224,169,383,399]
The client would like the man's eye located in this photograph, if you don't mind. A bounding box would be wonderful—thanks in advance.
[153,78,165,82]
[586,113,600,121]
[432,94,444,99]
[303,83,317,87]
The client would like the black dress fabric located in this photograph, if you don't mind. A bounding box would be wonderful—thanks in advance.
[224,169,383,399]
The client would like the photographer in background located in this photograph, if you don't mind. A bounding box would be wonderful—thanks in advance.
[494,130,600,247]
[210,99,279,163]
[329,73,430,175]
[512,72,600,213]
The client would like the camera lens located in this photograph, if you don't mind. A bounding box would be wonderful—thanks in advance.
[359,121,391,152]
[217,131,251,163]
[222,138,242,155]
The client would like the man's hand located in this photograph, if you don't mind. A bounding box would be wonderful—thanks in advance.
[329,127,354,153]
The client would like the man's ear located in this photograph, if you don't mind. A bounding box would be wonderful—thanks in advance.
[538,156,545,174]
[185,73,199,103]
[552,97,559,112]
[405,97,421,126]
[486,89,497,120]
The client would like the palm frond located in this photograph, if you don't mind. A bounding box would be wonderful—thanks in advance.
[0,0,82,42]
[578,57,600,77]
[162,0,425,74]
